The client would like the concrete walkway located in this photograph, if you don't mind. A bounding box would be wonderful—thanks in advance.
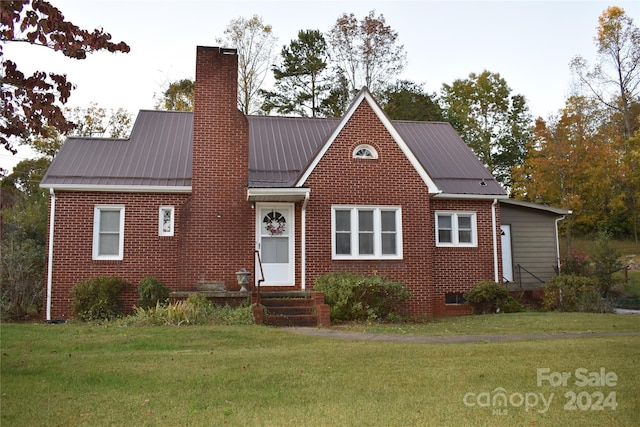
[286,328,640,344]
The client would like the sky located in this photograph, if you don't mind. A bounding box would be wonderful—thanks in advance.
[2,0,639,172]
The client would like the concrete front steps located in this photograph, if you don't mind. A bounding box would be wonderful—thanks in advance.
[252,291,330,327]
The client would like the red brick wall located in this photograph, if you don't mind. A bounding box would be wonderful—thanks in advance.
[303,100,436,317]
[431,199,502,316]
[182,46,254,290]
[45,192,189,319]
[302,99,502,317]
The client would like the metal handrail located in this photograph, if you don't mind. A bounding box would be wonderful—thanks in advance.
[516,264,546,289]
[254,250,265,305]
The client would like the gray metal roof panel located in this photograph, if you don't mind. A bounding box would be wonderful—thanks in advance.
[248,115,338,187]
[43,110,504,196]
[41,110,193,188]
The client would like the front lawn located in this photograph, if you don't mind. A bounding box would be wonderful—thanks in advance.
[1,314,639,426]
[334,311,640,335]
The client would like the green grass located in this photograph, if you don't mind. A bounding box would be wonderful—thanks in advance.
[334,311,640,335]
[560,236,639,257]
[2,315,639,426]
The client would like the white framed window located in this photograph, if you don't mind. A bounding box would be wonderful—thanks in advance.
[352,144,378,159]
[159,206,175,236]
[332,206,402,259]
[435,211,477,247]
[93,205,125,260]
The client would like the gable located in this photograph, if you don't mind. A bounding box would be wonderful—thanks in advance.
[295,88,440,193]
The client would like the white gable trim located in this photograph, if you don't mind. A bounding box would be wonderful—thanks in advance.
[295,88,441,194]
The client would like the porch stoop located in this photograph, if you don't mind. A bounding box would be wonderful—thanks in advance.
[252,291,330,327]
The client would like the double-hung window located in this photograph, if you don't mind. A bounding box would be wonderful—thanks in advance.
[332,206,402,259]
[435,211,477,247]
[93,205,125,260]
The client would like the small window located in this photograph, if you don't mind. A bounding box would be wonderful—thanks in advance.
[93,205,125,260]
[332,206,402,259]
[445,293,466,305]
[159,206,175,236]
[436,212,477,247]
[353,144,378,159]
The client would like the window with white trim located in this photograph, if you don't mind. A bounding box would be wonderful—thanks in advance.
[93,205,125,260]
[435,212,477,247]
[159,206,175,236]
[332,206,402,259]
[352,144,378,159]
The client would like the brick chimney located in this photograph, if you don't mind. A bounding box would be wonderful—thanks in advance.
[182,46,252,289]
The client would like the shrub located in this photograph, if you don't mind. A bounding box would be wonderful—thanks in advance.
[542,274,612,313]
[464,281,509,314]
[119,295,254,326]
[137,276,170,309]
[314,272,410,321]
[499,296,526,313]
[561,252,591,276]
[72,276,126,321]
[590,231,623,297]
[0,237,45,320]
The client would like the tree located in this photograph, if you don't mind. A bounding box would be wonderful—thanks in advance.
[570,6,640,242]
[440,70,532,188]
[261,30,331,117]
[155,78,194,112]
[0,0,130,155]
[217,15,277,114]
[570,6,640,139]
[1,157,50,319]
[319,71,351,118]
[512,96,620,239]
[379,80,442,121]
[327,10,406,95]
[65,103,133,138]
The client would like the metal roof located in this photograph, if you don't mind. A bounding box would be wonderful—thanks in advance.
[41,110,193,190]
[500,198,571,215]
[42,108,505,197]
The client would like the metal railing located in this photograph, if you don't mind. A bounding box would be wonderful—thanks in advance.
[515,264,546,289]
[254,250,265,305]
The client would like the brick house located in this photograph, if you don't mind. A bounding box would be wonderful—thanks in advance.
[40,46,510,321]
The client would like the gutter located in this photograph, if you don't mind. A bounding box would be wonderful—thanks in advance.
[554,215,567,274]
[492,198,499,283]
[46,188,56,321]
[300,191,310,290]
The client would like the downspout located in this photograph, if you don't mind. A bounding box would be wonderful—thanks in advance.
[555,215,566,275]
[301,191,310,290]
[492,198,499,283]
[46,188,56,321]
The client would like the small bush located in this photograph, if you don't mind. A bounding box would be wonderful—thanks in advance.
[542,274,612,313]
[72,276,126,321]
[137,276,170,309]
[561,252,591,276]
[499,296,526,313]
[119,295,254,326]
[464,281,509,314]
[591,231,624,297]
[314,272,410,321]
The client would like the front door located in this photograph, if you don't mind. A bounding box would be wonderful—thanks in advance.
[257,204,294,286]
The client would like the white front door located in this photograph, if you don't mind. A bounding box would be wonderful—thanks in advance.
[257,204,294,286]
[500,225,513,282]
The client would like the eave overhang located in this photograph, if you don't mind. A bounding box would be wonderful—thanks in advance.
[432,193,509,200]
[39,184,192,193]
[247,187,310,202]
